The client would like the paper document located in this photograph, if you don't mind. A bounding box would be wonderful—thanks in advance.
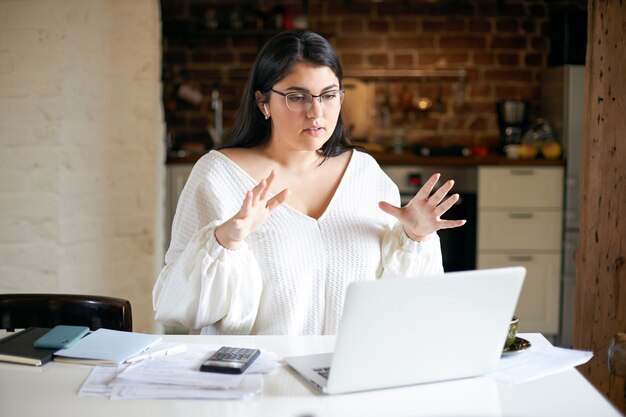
[78,343,277,400]
[491,333,593,383]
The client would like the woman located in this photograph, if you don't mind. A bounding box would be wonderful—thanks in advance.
[153,30,466,335]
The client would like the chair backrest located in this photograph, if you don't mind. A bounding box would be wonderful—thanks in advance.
[0,294,132,332]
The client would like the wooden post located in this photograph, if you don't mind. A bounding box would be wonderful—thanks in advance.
[573,0,626,411]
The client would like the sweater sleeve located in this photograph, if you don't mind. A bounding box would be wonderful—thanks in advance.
[152,220,263,334]
[380,222,444,279]
[152,155,263,334]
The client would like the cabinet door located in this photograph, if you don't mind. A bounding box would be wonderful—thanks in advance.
[478,210,563,250]
[477,253,561,334]
[478,167,563,209]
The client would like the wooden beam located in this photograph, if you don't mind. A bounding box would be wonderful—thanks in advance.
[573,0,626,411]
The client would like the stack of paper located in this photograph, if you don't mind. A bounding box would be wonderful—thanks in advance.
[79,343,278,400]
[491,334,593,384]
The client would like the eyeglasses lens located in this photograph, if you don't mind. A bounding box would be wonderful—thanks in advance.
[285,91,344,112]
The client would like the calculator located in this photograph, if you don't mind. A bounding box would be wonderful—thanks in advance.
[199,346,261,374]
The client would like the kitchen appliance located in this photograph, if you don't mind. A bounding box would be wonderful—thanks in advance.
[382,165,477,272]
[541,65,585,347]
[497,100,530,149]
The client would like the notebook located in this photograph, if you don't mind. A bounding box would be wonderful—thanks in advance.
[0,327,56,366]
[284,266,526,395]
[53,328,161,366]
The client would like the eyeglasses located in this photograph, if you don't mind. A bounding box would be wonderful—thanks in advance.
[270,88,345,112]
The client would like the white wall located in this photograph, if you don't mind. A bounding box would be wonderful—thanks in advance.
[0,0,165,333]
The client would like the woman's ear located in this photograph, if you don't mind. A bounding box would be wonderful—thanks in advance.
[254,91,269,119]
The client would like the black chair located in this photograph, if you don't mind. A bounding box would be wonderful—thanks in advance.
[0,293,132,332]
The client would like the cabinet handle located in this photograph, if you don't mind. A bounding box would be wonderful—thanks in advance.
[510,169,535,176]
[509,212,534,219]
[508,255,534,262]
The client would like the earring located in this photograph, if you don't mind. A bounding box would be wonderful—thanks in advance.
[263,104,270,120]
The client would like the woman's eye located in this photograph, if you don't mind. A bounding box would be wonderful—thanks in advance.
[321,93,337,101]
[287,95,306,103]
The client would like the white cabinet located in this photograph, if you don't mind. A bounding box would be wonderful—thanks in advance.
[477,166,563,335]
[164,164,194,252]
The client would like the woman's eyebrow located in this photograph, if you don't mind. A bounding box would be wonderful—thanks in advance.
[283,84,339,93]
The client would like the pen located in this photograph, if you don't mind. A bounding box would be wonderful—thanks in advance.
[125,343,186,363]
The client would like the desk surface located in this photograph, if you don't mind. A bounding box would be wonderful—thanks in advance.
[0,333,622,417]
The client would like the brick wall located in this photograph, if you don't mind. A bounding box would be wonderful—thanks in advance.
[162,0,583,151]
[0,0,164,333]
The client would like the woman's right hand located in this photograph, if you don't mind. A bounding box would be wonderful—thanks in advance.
[215,170,289,250]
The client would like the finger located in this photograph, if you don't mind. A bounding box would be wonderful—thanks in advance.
[239,190,253,216]
[259,170,276,201]
[428,179,455,206]
[437,219,467,230]
[434,193,460,216]
[378,201,404,219]
[266,189,290,212]
[414,173,441,200]
[251,178,267,203]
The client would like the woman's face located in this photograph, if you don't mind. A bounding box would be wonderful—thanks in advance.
[261,63,342,152]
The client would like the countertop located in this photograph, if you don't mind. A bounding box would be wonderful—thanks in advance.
[166,150,565,167]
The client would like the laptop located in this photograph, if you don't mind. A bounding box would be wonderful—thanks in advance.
[284,266,525,395]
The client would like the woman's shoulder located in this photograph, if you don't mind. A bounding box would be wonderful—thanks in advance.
[350,148,384,171]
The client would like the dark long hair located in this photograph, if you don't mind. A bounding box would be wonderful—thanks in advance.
[219,30,353,157]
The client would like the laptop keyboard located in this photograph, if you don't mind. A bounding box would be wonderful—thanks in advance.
[314,367,331,379]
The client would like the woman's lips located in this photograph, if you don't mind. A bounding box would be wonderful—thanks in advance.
[303,126,325,136]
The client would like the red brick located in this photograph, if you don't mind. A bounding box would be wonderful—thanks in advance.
[315,19,337,33]
[524,53,543,66]
[469,116,489,130]
[469,19,492,33]
[442,53,470,64]
[393,53,415,68]
[440,36,486,49]
[393,19,418,32]
[495,86,521,99]
[388,36,435,49]
[521,20,536,34]
[474,52,495,65]
[341,19,364,33]
[444,19,467,32]
[469,84,492,98]
[336,36,383,49]
[340,53,364,67]
[422,20,445,33]
[497,53,520,66]
[531,36,549,50]
[418,53,442,66]
[486,69,533,82]
[496,19,520,33]
[367,53,389,67]
[491,36,527,49]
[368,19,390,32]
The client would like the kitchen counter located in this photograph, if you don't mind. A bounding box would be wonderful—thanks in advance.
[166,150,565,167]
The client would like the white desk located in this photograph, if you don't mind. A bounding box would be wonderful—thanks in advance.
[0,333,622,417]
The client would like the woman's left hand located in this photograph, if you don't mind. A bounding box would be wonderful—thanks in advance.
[378,173,467,241]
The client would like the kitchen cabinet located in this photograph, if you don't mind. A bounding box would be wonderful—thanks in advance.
[477,166,564,335]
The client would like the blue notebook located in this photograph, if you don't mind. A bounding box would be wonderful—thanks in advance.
[53,328,161,365]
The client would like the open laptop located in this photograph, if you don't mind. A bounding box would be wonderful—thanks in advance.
[284,266,525,395]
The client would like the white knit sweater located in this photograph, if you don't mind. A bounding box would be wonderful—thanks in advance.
[153,150,443,335]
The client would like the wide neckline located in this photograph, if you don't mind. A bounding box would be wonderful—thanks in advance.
[212,149,356,222]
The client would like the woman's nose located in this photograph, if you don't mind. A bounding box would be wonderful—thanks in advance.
[306,97,324,118]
